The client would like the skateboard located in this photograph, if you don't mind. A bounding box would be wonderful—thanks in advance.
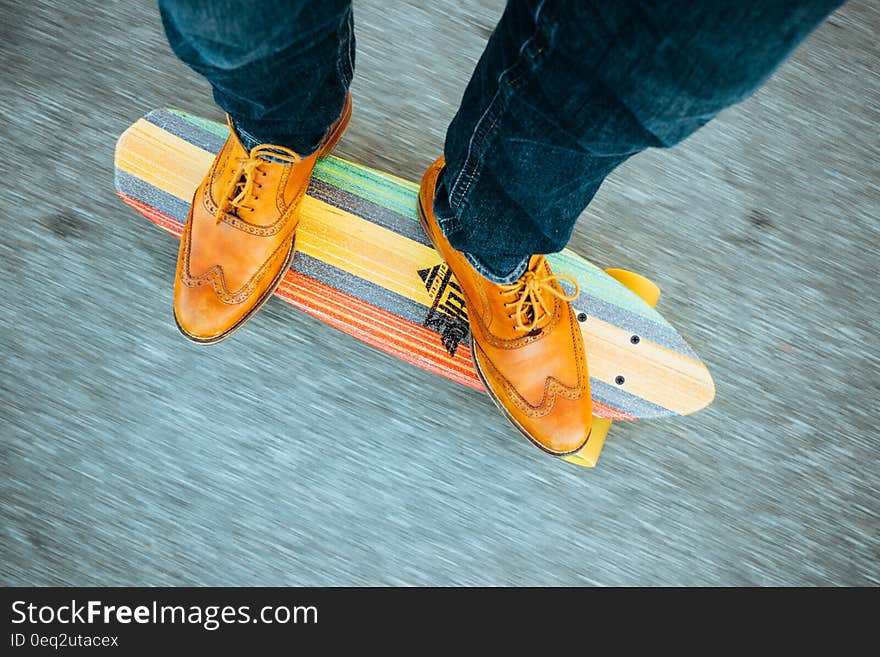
[114,109,715,467]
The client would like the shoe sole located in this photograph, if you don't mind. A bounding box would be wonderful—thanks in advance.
[175,95,353,345]
[416,196,590,457]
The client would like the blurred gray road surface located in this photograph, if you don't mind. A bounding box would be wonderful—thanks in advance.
[1,1,878,585]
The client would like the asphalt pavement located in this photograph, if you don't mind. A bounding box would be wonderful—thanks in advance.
[1,0,878,585]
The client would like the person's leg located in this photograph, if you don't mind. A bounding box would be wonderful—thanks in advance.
[435,0,843,283]
[419,0,841,455]
[158,0,354,154]
[162,0,354,343]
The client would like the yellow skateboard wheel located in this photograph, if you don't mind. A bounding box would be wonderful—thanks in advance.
[562,417,613,468]
[604,268,661,308]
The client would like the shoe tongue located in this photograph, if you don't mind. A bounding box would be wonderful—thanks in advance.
[257,151,294,165]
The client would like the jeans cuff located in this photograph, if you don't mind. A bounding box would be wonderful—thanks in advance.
[433,166,530,284]
[230,117,326,156]
[232,121,263,152]
[462,251,530,285]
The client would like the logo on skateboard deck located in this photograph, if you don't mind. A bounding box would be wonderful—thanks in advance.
[418,263,470,357]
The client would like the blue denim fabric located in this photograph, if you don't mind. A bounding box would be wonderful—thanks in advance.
[159,0,841,282]
[159,0,354,155]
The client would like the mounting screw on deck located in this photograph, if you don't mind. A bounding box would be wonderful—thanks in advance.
[615,375,625,385]
[630,335,640,344]
[577,312,588,322]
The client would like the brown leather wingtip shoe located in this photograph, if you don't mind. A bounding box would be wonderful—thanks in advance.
[418,157,592,456]
[173,93,352,344]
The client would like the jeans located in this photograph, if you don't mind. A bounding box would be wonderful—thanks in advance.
[159,0,841,283]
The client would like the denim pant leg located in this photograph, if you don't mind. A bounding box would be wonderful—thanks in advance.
[435,0,843,283]
[158,0,354,154]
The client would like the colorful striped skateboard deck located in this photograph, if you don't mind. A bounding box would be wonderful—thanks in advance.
[114,109,715,466]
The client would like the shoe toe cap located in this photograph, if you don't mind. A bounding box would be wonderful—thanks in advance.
[474,345,592,456]
[517,394,593,455]
[173,276,252,343]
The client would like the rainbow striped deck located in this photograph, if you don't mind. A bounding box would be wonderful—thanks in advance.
[114,109,714,446]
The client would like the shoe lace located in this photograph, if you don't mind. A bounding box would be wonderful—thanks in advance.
[214,143,302,223]
[499,255,579,333]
